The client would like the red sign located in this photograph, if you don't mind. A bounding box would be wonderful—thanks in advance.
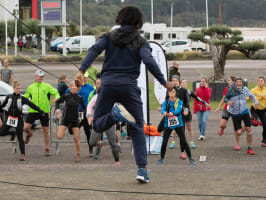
[43,2,60,8]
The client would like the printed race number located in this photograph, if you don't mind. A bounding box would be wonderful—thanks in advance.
[168,116,179,127]
[7,115,18,127]
[78,112,84,120]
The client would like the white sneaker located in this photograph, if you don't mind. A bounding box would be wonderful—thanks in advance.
[198,135,205,140]
[112,103,136,123]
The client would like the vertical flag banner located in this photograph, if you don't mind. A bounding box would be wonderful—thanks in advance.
[150,42,168,105]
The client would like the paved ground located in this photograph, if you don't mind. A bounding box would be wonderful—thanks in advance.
[0,61,265,199]
[0,110,266,200]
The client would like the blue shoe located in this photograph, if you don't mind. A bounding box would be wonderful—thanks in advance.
[169,142,175,149]
[156,158,164,165]
[190,142,196,149]
[103,135,107,139]
[189,158,196,166]
[136,168,150,183]
[112,103,135,124]
[120,132,127,137]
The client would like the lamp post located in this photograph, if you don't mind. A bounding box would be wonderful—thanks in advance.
[170,3,174,53]
[151,0,153,24]
[5,0,8,56]
[14,4,18,56]
[206,0,209,28]
[80,0,82,54]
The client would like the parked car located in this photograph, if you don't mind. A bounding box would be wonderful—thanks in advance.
[50,37,71,51]
[162,39,192,53]
[57,35,96,53]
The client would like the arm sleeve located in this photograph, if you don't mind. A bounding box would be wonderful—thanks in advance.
[22,97,43,113]
[0,96,9,109]
[191,91,206,104]
[79,97,86,115]
[161,101,167,115]
[49,85,60,99]
[24,86,31,99]
[55,95,66,109]
[224,88,232,103]
[80,34,108,72]
[183,90,190,109]
[246,88,259,105]
[139,43,166,86]
[86,95,97,118]
[173,100,183,116]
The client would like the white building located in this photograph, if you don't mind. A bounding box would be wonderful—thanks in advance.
[0,0,19,21]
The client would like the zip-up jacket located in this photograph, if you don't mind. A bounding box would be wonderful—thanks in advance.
[24,81,60,114]
[250,86,266,110]
[55,93,86,123]
[80,26,166,87]
[0,93,44,117]
[161,98,183,129]
[225,83,258,116]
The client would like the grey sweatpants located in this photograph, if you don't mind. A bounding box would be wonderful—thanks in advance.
[89,126,120,162]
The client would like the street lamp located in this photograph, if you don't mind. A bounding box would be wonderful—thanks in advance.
[206,0,209,28]
[5,0,8,56]
[14,4,19,56]
[80,0,82,54]
[170,3,174,53]
[151,0,153,24]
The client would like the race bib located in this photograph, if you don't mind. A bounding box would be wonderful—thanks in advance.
[7,115,18,127]
[168,116,179,127]
[78,112,84,120]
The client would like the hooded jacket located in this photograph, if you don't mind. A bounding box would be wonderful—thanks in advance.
[80,26,166,86]
[224,83,258,116]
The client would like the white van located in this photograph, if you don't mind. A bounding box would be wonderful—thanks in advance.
[57,35,96,53]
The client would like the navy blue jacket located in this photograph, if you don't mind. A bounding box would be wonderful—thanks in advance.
[80,26,166,86]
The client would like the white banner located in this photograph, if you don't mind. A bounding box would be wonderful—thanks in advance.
[137,42,168,123]
[150,42,168,105]
[137,62,148,123]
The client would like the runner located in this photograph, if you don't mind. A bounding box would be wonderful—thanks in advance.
[23,70,60,156]
[250,76,266,147]
[193,77,212,140]
[87,91,120,164]
[76,6,174,183]
[156,87,196,166]
[225,77,258,154]
[180,79,209,148]
[67,74,94,157]
[55,80,86,162]
[0,81,44,161]
[57,75,69,97]
[215,76,236,136]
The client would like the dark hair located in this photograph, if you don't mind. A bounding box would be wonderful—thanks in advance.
[96,72,101,79]
[201,77,208,83]
[257,76,265,82]
[58,75,67,83]
[229,76,236,81]
[168,86,179,97]
[235,77,242,82]
[116,6,143,29]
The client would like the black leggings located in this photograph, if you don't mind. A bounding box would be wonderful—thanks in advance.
[0,117,25,155]
[160,126,191,160]
[251,107,266,142]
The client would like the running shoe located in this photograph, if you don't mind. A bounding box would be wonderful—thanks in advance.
[251,118,262,127]
[24,133,33,144]
[156,158,164,165]
[136,168,150,183]
[198,135,205,140]
[180,152,186,160]
[247,148,255,155]
[189,158,196,166]
[190,142,196,149]
[112,103,136,124]
[169,141,175,149]
[115,161,120,165]
[44,148,51,156]
[94,142,102,159]
[89,150,94,158]
[262,142,266,147]
[75,154,80,162]
[218,129,224,136]
[234,144,240,151]
[120,132,127,137]
[20,154,25,161]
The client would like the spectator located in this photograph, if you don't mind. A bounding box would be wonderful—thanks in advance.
[169,62,180,81]
[23,70,60,156]
[18,37,23,52]
[84,65,98,86]
[0,59,14,85]
[57,75,69,96]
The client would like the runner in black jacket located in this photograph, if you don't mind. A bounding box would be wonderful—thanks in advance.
[0,81,44,161]
[55,80,86,162]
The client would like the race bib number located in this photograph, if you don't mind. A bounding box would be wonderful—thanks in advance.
[78,112,84,120]
[7,115,18,127]
[168,116,179,127]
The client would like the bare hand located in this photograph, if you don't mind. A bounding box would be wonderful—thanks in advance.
[215,107,220,112]
[163,112,167,116]
[183,111,188,116]
[164,82,175,90]
[227,101,233,106]
[157,107,162,111]
[168,112,174,117]
[88,117,93,125]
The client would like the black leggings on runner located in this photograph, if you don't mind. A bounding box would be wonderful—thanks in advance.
[160,126,191,160]
[0,117,25,155]
[251,107,266,142]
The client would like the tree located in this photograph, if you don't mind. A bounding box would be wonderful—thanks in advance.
[188,24,264,81]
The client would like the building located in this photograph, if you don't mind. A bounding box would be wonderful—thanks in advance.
[19,0,39,21]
